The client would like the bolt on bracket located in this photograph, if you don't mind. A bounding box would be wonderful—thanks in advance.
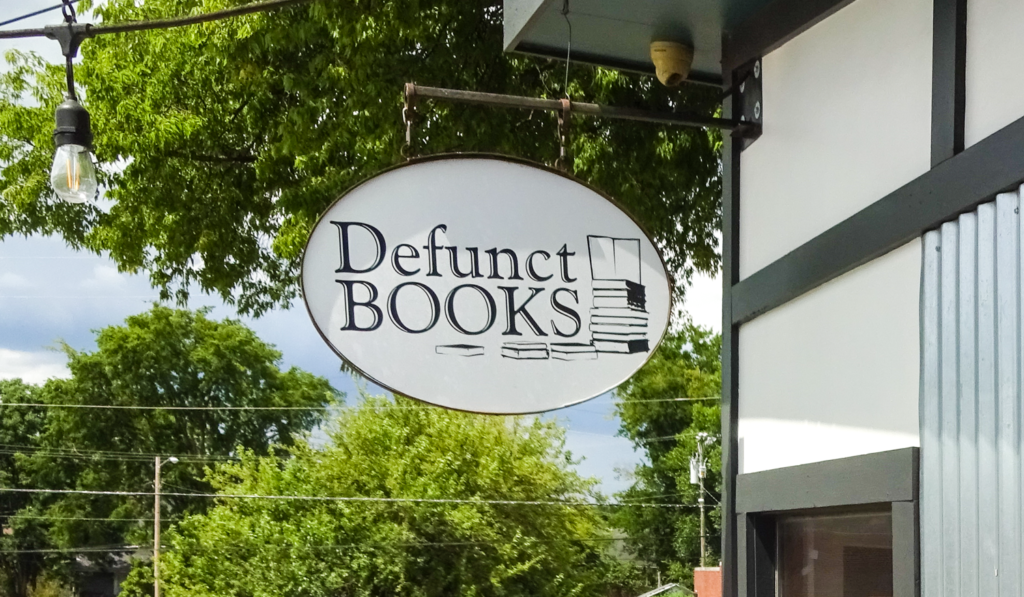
[734,58,763,149]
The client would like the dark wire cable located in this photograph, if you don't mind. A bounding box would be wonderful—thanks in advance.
[0,0,79,28]
[0,487,699,509]
[0,0,314,40]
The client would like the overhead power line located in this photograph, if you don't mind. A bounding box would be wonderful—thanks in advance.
[0,442,238,462]
[0,402,345,411]
[0,488,698,509]
[0,545,142,555]
[4,514,166,523]
[0,532,723,555]
[0,450,231,463]
[0,397,719,412]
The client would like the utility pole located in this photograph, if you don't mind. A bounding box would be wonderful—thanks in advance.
[698,484,706,567]
[154,456,177,597]
[690,432,717,568]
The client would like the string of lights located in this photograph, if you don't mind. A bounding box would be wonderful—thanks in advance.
[0,0,317,203]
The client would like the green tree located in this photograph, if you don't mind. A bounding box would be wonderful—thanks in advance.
[612,323,721,584]
[18,306,336,579]
[0,380,48,597]
[120,394,628,597]
[0,0,721,315]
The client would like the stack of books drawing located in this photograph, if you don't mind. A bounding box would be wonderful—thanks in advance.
[501,342,550,360]
[588,235,650,354]
[550,343,599,361]
[499,342,600,361]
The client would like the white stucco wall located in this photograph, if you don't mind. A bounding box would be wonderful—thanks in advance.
[737,240,922,474]
[738,0,932,279]
[965,0,1024,147]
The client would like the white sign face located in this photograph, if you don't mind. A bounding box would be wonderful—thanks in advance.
[302,156,671,414]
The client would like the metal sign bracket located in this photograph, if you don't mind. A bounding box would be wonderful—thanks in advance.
[734,58,763,149]
[402,83,759,151]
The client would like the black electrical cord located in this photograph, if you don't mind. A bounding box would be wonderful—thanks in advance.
[0,0,314,40]
[61,0,77,99]
[0,0,79,29]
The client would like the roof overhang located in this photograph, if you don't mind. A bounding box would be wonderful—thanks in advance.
[503,0,782,85]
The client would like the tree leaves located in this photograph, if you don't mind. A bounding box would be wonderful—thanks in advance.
[119,395,624,597]
[613,323,722,583]
[3,306,335,591]
[0,0,721,316]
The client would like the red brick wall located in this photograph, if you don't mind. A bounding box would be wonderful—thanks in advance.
[694,567,721,597]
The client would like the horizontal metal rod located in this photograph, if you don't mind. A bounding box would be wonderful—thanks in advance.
[406,84,743,132]
[0,0,311,39]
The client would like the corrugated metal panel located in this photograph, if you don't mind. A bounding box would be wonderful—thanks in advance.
[921,190,1024,597]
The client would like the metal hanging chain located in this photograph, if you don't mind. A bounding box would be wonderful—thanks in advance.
[402,83,417,161]
[561,0,572,98]
[555,98,572,172]
[556,0,573,171]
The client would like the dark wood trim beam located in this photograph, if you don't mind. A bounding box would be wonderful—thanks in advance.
[736,448,919,514]
[893,501,922,597]
[931,0,967,166]
[732,113,1024,325]
[738,514,777,597]
[720,68,742,597]
[722,0,855,74]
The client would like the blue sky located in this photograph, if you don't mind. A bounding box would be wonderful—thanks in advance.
[0,0,723,495]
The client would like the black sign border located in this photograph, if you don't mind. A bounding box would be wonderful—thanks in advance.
[300,152,674,415]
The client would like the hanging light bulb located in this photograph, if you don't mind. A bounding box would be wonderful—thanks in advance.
[50,143,97,204]
[50,97,97,203]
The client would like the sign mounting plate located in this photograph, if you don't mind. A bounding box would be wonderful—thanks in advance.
[302,155,671,414]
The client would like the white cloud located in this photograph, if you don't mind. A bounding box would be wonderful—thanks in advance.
[0,272,33,289]
[0,349,69,385]
[79,264,130,291]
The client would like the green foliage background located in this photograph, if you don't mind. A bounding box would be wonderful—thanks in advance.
[0,381,48,597]
[0,0,722,315]
[0,307,336,597]
[0,3,727,589]
[118,395,633,597]
[613,324,722,584]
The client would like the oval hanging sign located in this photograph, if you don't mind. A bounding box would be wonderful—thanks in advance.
[302,155,671,414]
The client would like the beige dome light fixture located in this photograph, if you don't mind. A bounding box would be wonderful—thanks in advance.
[650,41,694,87]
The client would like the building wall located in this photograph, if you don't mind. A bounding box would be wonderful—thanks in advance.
[738,0,932,279]
[965,0,1024,147]
[694,568,722,597]
[737,240,921,475]
[920,191,1024,597]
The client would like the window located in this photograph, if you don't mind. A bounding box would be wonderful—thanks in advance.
[778,511,893,597]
